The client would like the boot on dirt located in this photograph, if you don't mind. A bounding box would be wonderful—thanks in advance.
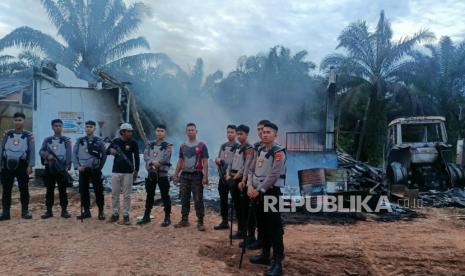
[247,240,263,250]
[161,213,171,227]
[0,210,11,221]
[41,208,53,219]
[265,259,283,276]
[21,209,32,219]
[108,214,119,223]
[137,210,151,225]
[61,209,71,219]
[239,236,257,249]
[98,208,105,221]
[213,220,229,230]
[197,219,206,231]
[250,248,271,265]
[174,218,190,228]
[77,209,91,220]
[123,215,131,225]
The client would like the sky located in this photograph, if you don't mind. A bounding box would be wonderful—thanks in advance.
[0,0,464,75]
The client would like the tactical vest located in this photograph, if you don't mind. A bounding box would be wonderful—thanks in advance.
[2,130,30,170]
[230,143,252,172]
[77,136,102,169]
[219,142,239,167]
[43,136,68,165]
[146,141,172,175]
[182,142,205,172]
[252,144,286,188]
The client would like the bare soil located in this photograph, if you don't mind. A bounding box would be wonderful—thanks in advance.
[1,184,465,276]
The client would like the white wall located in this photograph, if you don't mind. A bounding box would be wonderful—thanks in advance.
[33,78,122,174]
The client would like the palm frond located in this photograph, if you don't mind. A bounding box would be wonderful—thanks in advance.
[104,36,150,62]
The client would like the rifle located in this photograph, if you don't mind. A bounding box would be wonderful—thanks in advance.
[230,193,234,246]
[239,199,255,268]
[217,160,234,245]
[111,143,134,171]
[46,148,74,185]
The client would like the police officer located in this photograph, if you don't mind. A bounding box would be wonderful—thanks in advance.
[0,112,35,220]
[214,125,239,230]
[247,122,285,276]
[225,124,253,239]
[173,123,209,231]
[40,119,72,219]
[73,120,107,220]
[138,124,173,226]
[242,119,270,250]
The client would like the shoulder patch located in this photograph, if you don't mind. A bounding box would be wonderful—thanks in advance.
[274,151,284,161]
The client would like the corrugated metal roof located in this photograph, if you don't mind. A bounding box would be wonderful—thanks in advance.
[0,71,32,98]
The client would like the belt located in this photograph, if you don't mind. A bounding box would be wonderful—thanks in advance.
[181,171,203,175]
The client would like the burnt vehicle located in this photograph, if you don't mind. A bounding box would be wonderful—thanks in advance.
[385,116,465,198]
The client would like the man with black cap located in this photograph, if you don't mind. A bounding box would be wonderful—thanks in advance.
[247,122,286,276]
[224,124,253,239]
[40,119,72,219]
[73,120,107,220]
[214,125,238,230]
[242,119,270,250]
[138,124,173,226]
[0,112,35,220]
[107,123,140,225]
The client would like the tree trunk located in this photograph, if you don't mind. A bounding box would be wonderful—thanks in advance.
[355,95,371,160]
[356,81,381,161]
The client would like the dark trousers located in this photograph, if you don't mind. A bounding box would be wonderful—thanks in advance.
[78,168,104,210]
[44,168,68,209]
[145,174,171,214]
[1,161,30,212]
[179,172,204,221]
[260,187,284,260]
[229,178,248,233]
[218,176,231,221]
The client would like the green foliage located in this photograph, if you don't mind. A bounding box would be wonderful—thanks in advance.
[321,10,435,162]
[0,0,171,80]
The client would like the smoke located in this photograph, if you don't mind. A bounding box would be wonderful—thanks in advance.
[132,46,327,160]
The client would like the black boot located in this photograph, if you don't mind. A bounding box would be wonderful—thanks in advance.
[77,209,91,220]
[137,210,151,225]
[41,208,53,219]
[250,249,271,265]
[21,209,32,219]
[61,209,71,219]
[265,259,283,276]
[98,208,105,221]
[0,210,11,221]
[161,213,171,227]
[248,239,263,250]
[213,219,229,230]
[239,236,257,249]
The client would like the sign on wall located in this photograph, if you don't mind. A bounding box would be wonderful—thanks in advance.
[58,111,84,134]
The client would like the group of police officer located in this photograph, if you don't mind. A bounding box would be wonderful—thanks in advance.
[213,120,285,276]
[0,112,285,276]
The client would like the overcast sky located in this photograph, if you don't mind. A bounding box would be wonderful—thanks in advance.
[0,0,464,75]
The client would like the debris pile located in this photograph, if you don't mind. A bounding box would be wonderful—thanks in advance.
[337,150,386,194]
[418,188,465,208]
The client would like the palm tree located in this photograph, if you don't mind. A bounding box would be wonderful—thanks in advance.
[321,10,434,161]
[0,0,171,81]
[398,36,465,141]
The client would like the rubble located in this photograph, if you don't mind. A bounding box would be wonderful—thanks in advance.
[337,149,386,194]
[418,188,465,208]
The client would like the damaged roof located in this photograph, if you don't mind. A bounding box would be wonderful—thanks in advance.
[0,72,32,99]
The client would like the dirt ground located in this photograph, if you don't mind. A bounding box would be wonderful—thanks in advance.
[1,184,465,276]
